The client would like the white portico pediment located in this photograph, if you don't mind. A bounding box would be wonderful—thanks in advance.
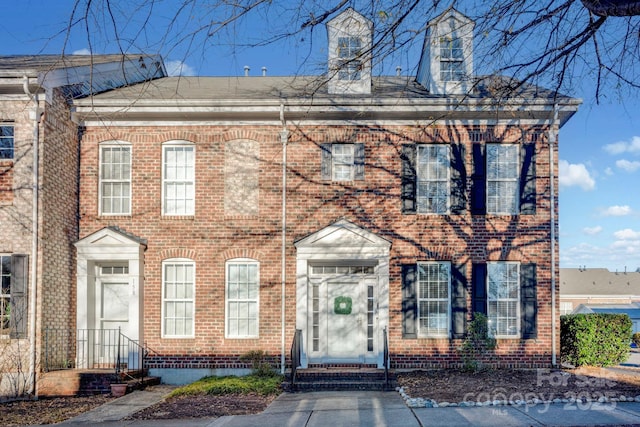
[294,219,391,255]
[75,227,147,258]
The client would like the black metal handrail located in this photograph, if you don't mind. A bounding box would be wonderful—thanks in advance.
[290,329,302,390]
[383,326,390,390]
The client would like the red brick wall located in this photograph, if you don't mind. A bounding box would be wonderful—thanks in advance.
[78,123,559,369]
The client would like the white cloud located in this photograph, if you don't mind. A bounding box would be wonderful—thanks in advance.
[583,226,602,236]
[72,48,92,55]
[616,159,640,172]
[614,229,640,240]
[559,160,595,191]
[604,167,614,176]
[603,136,640,155]
[165,60,196,77]
[561,242,639,271]
[602,205,632,217]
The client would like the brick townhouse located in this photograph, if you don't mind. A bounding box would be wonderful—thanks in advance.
[67,7,581,384]
[0,55,165,396]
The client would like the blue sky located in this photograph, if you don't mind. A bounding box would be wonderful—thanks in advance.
[2,1,638,272]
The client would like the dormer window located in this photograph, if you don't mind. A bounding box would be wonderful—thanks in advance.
[439,36,464,81]
[338,36,362,81]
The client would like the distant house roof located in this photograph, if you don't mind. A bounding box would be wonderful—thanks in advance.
[573,303,640,319]
[560,268,640,297]
[71,74,580,126]
[0,54,166,102]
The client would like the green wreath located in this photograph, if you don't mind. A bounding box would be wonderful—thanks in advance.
[334,296,352,315]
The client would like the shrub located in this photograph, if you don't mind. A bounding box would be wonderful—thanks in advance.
[169,374,283,398]
[458,312,497,372]
[633,332,640,348]
[561,313,631,367]
[239,350,277,377]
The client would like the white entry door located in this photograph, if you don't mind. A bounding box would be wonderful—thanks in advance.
[327,281,362,359]
[95,265,130,363]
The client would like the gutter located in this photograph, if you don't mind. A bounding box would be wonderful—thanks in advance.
[550,104,559,367]
[23,76,42,396]
[279,104,289,374]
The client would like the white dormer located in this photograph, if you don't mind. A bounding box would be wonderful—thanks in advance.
[416,8,474,95]
[326,8,372,95]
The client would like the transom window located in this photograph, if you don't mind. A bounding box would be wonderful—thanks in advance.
[439,36,464,81]
[417,262,450,337]
[332,144,355,181]
[487,262,520,337]
[487,144,519,214]
[417,145,449,214]
[163,143,195,215]
[226,259,259,338]
[0,125,14,160]
[162,260,195,338]
[310,265,374,276]
[1,255,10,334]
[338,36,362,81]
[100,144,131,215]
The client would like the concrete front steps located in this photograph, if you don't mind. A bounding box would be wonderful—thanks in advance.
[37,369,160,397]
[285,365,396,392]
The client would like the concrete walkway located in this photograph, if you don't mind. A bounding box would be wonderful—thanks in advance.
[39,389,640,427]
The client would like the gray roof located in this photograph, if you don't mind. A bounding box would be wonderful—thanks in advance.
[573,303,640,318]
[0,54,161,76]
[560,268,640,296]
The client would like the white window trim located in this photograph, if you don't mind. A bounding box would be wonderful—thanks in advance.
[486,143,520,215]
[99,142,132,216]
[225,258,260,339]
[332,144,355,181]
[0,124,15,160]
[487,261,520,338]
[417,145,450,214]
[439,36,464,81]
[162,141,195,216]
[161,258,196,338]
[417,261,451,338]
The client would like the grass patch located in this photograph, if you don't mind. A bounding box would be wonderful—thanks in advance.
[169,373,283,398]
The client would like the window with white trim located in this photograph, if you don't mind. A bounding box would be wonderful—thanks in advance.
[487,262,520,337]
[439,36,464,81]
[417,145,450,214]
[0,125,14,160]
[100,144,131,215]
[487,144,519,214]
[226,259,259,338]
[417,262,450,337]
[163,143,195,215]
[162,259,195,338]
[337,36,362,81]
[1,255,10,335]
[332,144,355,181]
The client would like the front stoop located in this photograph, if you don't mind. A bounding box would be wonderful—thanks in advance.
[37,370,161,397]
[284,366,397,392]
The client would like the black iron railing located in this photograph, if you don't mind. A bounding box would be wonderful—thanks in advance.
[290,329,302,389]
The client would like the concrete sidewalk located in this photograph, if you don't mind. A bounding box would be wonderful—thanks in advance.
[41,389,640,427]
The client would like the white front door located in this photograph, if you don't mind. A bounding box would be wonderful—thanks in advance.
[309,274,377,364]
[95,265,130,363]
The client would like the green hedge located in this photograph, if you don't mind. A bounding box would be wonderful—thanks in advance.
[561,313,631,367]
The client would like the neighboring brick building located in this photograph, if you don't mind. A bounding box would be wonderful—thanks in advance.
[68,8,580,384]
[0,55,165,396]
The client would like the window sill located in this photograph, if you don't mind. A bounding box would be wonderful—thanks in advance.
[161,215,195,221]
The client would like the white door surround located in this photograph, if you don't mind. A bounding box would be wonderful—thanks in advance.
[75,227,145,368]
[294,219,391,368]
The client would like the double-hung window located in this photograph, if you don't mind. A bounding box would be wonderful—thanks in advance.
[487,262,520,337]
[162,259,195,338]
[417,145,449,214]
[226,259,259,338]
[439,36,464,81]
[417,262,450,337]
[0,125,14,160]
[338,36,362,81]
[1,255,10,335]
[100,144,131,215]
[487,144,519,214]
[332,144,355,181]
[163,143,195,215]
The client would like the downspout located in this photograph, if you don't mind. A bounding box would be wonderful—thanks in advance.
[550,104,559,367]
[279,104,289,374]
[23,76,41,395]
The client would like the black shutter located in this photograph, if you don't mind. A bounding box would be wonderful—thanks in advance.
[401,144,417,214]
[520,143,536,215]
[471,263,487,315]
[520,263,538,339]
[451,263,467,339]
[471,144,486,214]
[450,143,467,214]
[402,264,417,338]
[354,143,365,180]
[320,143,332,180]
[10,254,28,339]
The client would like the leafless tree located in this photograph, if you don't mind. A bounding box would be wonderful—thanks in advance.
[60,1,640,100]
